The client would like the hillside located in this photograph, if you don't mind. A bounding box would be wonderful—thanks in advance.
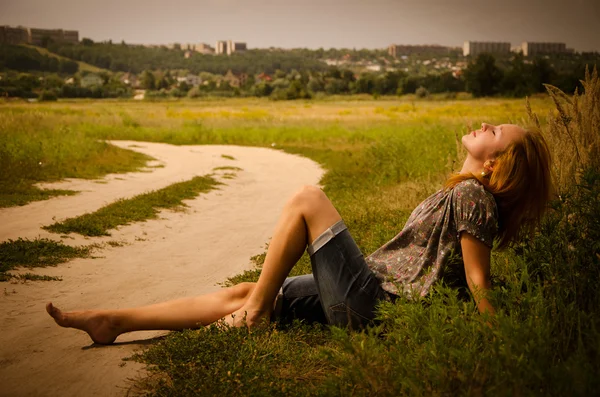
[23,44,109,74]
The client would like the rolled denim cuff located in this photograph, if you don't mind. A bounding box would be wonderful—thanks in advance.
[307,220,347,256]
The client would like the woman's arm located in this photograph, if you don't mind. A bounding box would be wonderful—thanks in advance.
[460,232,495,315]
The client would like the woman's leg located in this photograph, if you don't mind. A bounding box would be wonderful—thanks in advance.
[47,185,342,338]
[228,185,342,327]
[46,282,255,344]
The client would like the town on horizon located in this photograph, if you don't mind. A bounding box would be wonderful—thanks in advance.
[0,24,590,58]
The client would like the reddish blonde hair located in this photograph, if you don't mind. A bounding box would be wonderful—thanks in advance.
[446,128,553,249]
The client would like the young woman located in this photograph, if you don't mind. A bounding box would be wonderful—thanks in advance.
[47,123,552,344]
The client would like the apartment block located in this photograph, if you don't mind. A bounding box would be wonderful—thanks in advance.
[194,43,215,54]
[216,40,247,55]
[227,40,246,55]
[521,42,568,56]
[463,41,511,56]
[0,25,79,45]
[29,28,79,46]
[216,40,228,54]
[0,26,29,44]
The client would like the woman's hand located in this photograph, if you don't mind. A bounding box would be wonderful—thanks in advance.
[460,232,495,316]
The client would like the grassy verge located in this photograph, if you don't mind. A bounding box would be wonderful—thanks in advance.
[0,109,152,207]
[0,238,91,281]
[0,181,78,208]
[43,176,220,236]
[44,176,219,236]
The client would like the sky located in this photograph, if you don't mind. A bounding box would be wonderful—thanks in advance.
[1,0,599,52]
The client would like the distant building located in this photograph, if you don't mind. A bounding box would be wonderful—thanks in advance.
[222,70,248,87]
[521,42,568,56]
[388,44,454,57]
[463,41,511,57]
[216,40,247,55]
[176,74,201,87]
[223,70,240,87]
[194,43,214,54]
[216,40,228,55]
[256,72,272,82]
[120,73,139,87]
[61,30,79,44]
[0,25,78,45]
[227,40,246,55]
[0,26,29,44]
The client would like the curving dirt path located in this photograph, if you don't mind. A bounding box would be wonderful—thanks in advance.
[0,141,323,397]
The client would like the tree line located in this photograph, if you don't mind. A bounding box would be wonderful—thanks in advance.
[47,40,330,75]
[1,41,598,101]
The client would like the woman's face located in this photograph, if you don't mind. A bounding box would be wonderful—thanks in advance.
[462,123,525,162]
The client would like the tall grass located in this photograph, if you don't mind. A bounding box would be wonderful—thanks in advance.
[527,67,600,193]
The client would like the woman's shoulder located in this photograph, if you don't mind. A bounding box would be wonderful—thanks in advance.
[452,178,496,207]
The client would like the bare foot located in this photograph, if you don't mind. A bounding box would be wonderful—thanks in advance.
[46,302,121,345]
[225,306,272,329]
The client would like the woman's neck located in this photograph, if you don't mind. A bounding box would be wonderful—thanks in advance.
[460,157,483,175]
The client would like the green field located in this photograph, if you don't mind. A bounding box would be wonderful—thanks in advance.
[1,94,598,395]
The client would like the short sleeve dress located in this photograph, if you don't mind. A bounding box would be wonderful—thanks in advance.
[365,178,498,298]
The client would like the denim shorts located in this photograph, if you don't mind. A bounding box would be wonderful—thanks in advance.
[274,220,394,329]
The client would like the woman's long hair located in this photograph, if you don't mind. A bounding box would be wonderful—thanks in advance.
[445,128,553,249]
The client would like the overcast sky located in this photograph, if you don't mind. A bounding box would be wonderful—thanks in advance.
[1,0,598,51]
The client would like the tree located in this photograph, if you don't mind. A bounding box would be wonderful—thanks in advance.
[324,79,347,95]
[463,53,504,97]
[341,69,356,84]
[274,69,287,79]
[253,82,273,97]
[307,77,325,93]
[379,71,405,95]
[286,80,310,99]
[530,57,556,93]
[156,75,171,90]
[40,36,53,48]
[353,73,377,94]
[501,53,534,97]
[140,70,156,90]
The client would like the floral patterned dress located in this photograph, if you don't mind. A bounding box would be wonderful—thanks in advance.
[365,179,498,298]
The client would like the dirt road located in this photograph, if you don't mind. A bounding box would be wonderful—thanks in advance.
[0,141,323,396]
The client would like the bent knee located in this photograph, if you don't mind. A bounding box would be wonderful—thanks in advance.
[233,282,255,299]
[289,185,328,208]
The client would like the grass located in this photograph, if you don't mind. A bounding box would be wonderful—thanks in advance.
[0,238,92,281]
[2,94,597,394]
[43,176,220,236]
[213,166,243,171]
[23,44,109,74]
[0,180,78,208]
[0,110,153,207]
[2,273,63,282]
[130,322,335,396]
